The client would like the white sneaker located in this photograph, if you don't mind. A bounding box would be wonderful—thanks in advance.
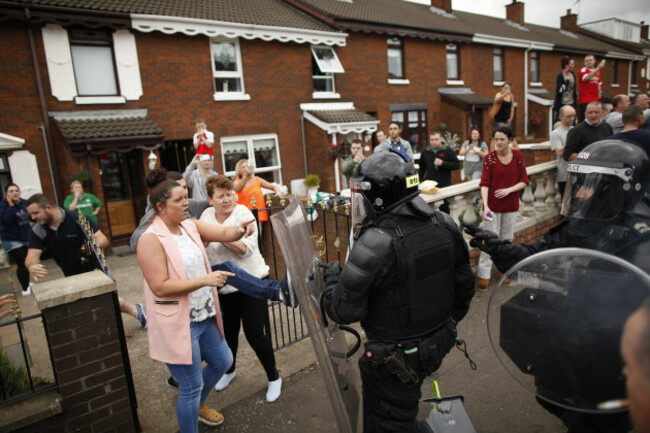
[22,284,32,297]
[214,372,236,391]
[266,377,282,403]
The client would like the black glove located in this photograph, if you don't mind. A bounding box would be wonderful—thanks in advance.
[463,224,511,254]
[279,275,297,307]
[319,261,342,286]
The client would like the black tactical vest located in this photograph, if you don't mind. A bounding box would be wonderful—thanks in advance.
[362,212,458,341]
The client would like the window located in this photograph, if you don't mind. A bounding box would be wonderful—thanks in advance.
[446,43,459,80]
[530,51,540,83]
[631,61,638,86]
[69,27,118,96]
[311,46,344,97]
[41,24,142,103]
[391,109,427,154]
[612,59,619,85]
[493,48,504,82]
[387,38,404,78]
[221,134,282,184]
[211,38,249,100]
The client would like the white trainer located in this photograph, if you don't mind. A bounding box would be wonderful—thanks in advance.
[266,377,282,403]
[214,371,236,391]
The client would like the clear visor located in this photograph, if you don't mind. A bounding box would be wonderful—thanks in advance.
[350,178,373,230]
[561,172,625,221]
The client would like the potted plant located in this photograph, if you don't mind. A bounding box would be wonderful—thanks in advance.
[304,174,321,196]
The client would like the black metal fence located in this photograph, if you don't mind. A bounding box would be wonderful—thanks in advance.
[0,311,57,405]
[252,196,352,351]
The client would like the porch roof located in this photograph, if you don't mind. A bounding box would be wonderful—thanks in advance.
[301,103,379,134]
[527,89,555,107]
[50,109,163,156]
[438,88,493,110]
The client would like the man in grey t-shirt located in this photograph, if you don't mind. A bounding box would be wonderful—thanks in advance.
[604,94,630,134]
[550,105,576,198]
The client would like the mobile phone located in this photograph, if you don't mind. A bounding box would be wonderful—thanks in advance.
[485,212,494,221]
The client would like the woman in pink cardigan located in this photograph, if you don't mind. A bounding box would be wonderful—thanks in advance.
[136,180,284,432]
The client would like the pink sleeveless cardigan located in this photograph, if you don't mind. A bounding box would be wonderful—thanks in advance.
[141,216,224,365]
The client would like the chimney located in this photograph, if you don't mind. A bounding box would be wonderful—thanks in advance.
[561,9,578,33]
[505,1,524,26]
[641,21,648,40]
[430,0,452,14]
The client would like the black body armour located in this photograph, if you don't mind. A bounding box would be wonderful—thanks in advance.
[362,212,457,342]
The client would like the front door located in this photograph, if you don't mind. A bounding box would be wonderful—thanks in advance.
[99,150,145,241]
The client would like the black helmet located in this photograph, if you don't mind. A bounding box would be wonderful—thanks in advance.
[561,140,650,221]
[351,149,419,225]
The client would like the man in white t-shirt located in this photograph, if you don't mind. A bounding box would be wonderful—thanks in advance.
[550,105,576,198]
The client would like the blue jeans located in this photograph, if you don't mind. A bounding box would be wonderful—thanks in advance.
[166,318,232,433]
[211,261,282,302]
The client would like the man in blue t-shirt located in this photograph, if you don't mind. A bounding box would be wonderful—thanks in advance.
[608,105,650,157]
[25,194,147,328]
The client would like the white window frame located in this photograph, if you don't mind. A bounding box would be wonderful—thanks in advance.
[310,46,344,73]
[211,38,250,101]
[311,45,342,99]
[41,24,142,103]
[446,43,460,80]
[220,133,282,184]
[530,51,540,84]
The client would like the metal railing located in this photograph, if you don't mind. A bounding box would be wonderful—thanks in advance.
[0,308,57,405]
[250,195,353,351]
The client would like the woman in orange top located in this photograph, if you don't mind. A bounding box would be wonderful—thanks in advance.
[232,159,281,223]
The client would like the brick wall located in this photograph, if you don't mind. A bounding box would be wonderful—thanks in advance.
[15,291,138,433]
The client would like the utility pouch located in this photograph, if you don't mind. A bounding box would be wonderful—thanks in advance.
[418,321,457,376]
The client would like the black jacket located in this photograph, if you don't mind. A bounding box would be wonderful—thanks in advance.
[563,121,613,161]
[419,146,460,188]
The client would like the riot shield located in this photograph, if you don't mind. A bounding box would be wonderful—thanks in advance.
[487,247,650,413]
[270,198,361,433]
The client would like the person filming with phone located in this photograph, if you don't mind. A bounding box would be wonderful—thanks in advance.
[491,82,515,130]
[578,55,606,121]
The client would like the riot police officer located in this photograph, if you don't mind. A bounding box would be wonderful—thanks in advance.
[321,150,476,433]
[466,139,650,433]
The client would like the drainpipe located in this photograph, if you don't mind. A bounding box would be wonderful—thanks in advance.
[38,125,59,203]
[300,115,308,176]
[524,46,531,137]
[332,133,340,193]
[628,60,633,96]
[26,7,61,201]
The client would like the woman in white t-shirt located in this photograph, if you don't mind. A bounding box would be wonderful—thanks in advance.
[458,129,489,181]
[200,175,283,403]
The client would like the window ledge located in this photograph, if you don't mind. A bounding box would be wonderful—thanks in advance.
[529,82,543,87]
[388,78,410,85]
[446,80,465,86]
[611,83,620,88]
[213,93,251,101]
[75,96,126,105]
[631,84,639,88]
[312,92,341,100]
[493,81,505,87]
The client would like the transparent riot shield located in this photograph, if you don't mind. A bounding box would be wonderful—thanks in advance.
[487,247,650,413]
[270,198,362,433]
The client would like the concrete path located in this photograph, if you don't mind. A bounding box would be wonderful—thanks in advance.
[9,248,567,432]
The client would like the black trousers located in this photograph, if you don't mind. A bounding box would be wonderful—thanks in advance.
[8,246,29,291]
[358,353,425,433]
[220,289,278,381]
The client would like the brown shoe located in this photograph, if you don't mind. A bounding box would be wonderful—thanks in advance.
[477,278,490,292]
[199,404,224,426]
[499,272,511,285]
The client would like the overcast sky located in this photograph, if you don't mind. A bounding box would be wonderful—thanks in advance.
[407,0,649,29]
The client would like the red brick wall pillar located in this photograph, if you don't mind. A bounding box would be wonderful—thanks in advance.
[17,270,139,432]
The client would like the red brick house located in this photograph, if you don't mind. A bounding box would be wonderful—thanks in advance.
[0,0,646,242]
